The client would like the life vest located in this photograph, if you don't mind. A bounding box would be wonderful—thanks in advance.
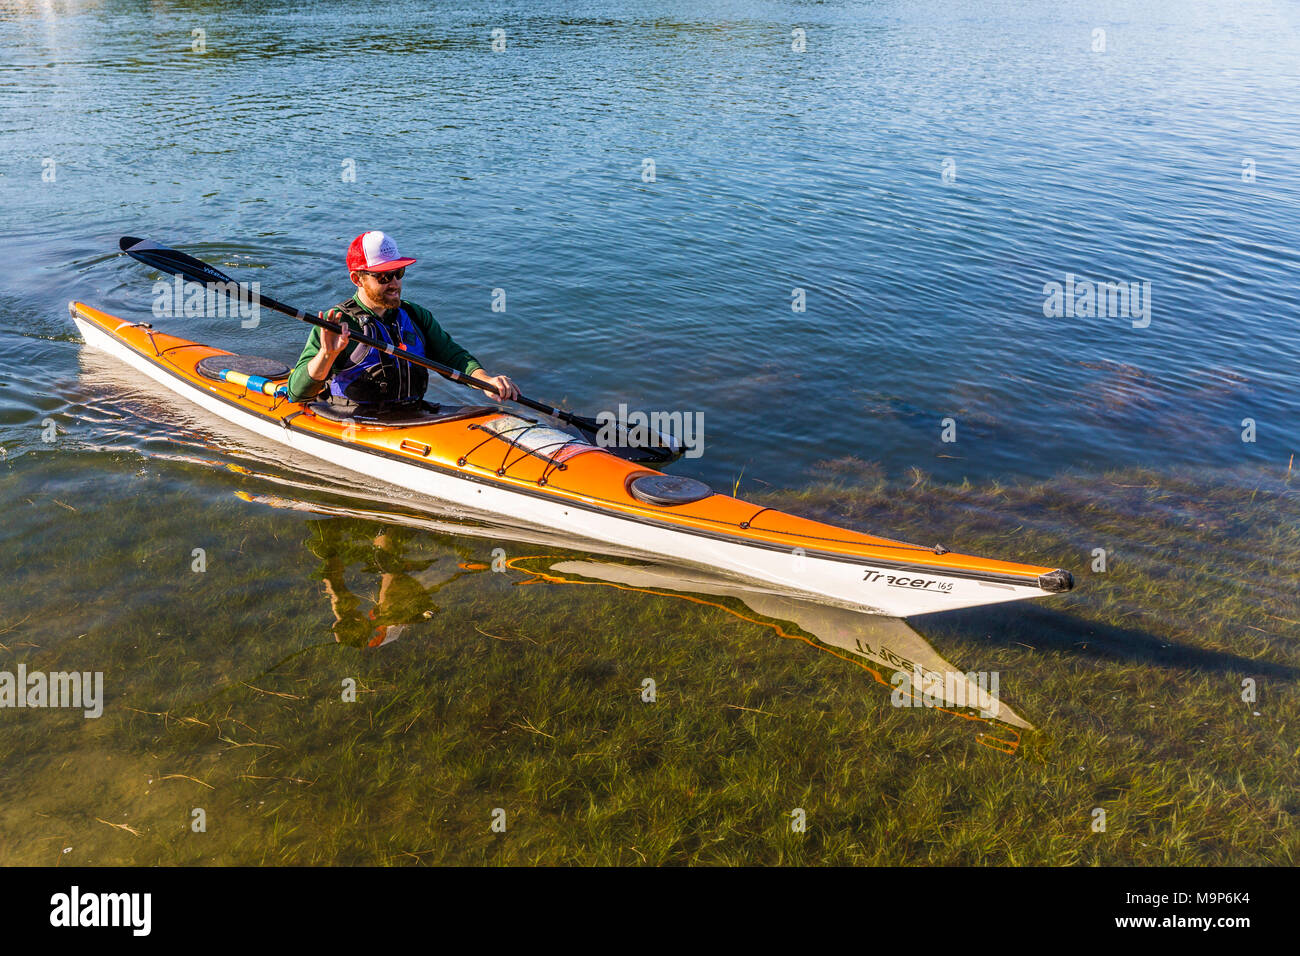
[325,299,429,408]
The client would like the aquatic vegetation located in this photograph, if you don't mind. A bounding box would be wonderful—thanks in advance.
[0,453,1294,864]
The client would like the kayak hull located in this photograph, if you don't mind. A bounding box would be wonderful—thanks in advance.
[70,301,1072,617]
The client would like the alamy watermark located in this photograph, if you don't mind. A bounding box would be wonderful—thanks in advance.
[595,403,704,459]
[1,666,103,718]
[50,886,150,935]
[890,667,1001,718]
[1043,273,1151,328]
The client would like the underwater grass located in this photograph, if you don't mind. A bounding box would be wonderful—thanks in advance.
[0,453,1296,865]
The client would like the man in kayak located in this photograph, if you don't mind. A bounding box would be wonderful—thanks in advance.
[286,231,518,410]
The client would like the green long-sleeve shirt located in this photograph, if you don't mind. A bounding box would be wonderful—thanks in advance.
[287,294,483,403]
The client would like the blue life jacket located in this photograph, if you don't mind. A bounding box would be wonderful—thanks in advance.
[326,300,429,408]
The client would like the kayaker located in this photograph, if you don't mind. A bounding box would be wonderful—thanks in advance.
[286,231,519,410]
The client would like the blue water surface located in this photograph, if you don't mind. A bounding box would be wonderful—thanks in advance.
[1,0,1296,490]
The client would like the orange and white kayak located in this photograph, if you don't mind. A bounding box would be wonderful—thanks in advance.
[69,300,1073,617]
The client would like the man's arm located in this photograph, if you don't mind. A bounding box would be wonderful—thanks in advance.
[286,313,353,402]
[286,326,327,402]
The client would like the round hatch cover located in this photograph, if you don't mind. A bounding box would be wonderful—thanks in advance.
[629,474,713,507]
[196,354,290,381]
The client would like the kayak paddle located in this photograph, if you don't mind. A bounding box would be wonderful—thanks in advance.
[118,236,681,465]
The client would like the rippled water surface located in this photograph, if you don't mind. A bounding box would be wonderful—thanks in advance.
[2,0,1297,488]
[1,0,1298,867]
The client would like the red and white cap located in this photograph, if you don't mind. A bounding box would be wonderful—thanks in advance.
[346,231,417,273]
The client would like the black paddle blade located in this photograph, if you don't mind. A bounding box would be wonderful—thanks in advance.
[119,236,236,286]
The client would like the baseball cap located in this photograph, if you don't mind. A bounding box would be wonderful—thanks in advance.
[346,231,417,273]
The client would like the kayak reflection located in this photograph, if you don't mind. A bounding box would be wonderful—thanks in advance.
[520,559,1033,746]
[242,489,1031,749]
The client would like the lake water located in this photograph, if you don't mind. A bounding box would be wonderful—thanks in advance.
[3,0,1297,491]
[0,0,1297,866]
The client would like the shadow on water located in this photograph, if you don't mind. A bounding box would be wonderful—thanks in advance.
[919,603,1300,681]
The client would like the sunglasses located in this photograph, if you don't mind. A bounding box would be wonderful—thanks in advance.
[362,268,405,283]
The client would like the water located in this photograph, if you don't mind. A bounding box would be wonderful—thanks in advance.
[3,0,1297,488]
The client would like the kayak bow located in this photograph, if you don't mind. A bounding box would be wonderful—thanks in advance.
[69,301,1073,617]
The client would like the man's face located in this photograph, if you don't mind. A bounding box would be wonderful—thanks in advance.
[353,268,404,310]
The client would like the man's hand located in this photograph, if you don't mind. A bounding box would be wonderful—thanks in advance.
[472,368,519,401]
[318,309,351,357]
[306,309,350,385]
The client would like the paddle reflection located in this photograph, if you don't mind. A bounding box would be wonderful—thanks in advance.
[307,521,475,648]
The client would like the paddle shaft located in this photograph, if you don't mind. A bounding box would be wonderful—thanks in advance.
[258,290,572,421]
